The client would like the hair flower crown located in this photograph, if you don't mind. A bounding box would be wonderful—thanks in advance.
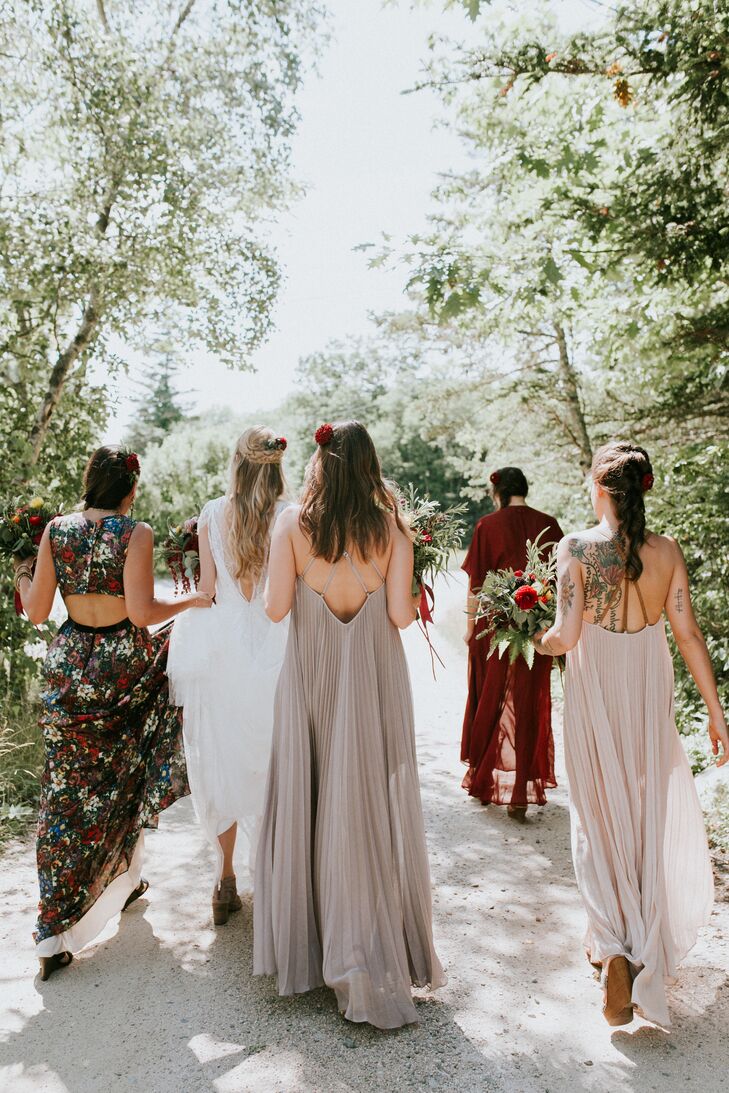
[265,436,287,452]
[641,472,654,492]
[489,470,501,485]
[125,453,141,476]
[315,423,334,446]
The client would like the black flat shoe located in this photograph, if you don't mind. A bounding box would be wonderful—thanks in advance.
[122,879,149,910]
[39,951,73,981]
[507,805,528,822]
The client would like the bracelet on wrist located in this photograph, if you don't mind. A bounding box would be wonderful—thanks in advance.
[14,568,33,592]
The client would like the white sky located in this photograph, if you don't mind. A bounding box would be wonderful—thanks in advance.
[104,0,604,439]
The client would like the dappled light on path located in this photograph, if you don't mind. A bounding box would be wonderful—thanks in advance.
[0,572,727,1092]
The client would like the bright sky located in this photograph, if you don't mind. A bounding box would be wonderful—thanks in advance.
[104,0,603,439]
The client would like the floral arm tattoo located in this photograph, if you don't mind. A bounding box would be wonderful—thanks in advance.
[558,570,575,618]
[568,534,625,631]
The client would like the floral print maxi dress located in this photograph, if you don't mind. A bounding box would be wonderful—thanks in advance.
[34,514,189,953]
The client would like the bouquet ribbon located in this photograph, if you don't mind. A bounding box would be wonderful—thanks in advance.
[418,582,435,625]
[417,582,444,679]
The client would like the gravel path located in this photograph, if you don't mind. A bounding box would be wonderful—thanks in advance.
[1,573,728,1092]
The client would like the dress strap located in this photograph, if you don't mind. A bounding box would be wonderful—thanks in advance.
[370,559,385,583]
[342,551,370,594]
[634,578,649,625]
[301,557,316,578]
[621,576,630,632]
[321,560,340,597]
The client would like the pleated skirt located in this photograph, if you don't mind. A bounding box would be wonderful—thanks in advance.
[254,580,444,1029]
[563,620,713,1027]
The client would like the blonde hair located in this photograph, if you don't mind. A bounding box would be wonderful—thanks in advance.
[228,426,287,585]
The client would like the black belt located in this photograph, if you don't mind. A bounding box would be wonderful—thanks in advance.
[65,617,134,634]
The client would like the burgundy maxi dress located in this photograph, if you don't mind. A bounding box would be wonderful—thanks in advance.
[461,504,562,808]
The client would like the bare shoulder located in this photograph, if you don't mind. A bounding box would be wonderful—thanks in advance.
[644,529,683,568]
[130,521,153,540]
[277,504,301,532]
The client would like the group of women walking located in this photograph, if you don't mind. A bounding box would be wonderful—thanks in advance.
[14,424,728,1032]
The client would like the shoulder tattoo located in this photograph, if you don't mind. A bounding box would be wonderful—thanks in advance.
[568,533,625,631]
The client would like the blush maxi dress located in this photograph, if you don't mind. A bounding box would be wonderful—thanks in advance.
[254,552,444,1029]
[564,574,714,1027]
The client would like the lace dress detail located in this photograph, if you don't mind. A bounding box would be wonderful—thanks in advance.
[167,497,289,891]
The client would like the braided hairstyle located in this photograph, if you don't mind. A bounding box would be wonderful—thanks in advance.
[489,466,529,509]
[591,441,653,580]
[82,446,140,510]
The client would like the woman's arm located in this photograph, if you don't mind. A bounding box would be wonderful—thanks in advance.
[264,508,298,622]
[464,588,479,644]
[124,523,211,627]
[386,519,417,629]
[197,523,217,598]
[14,525,57,625]
[664,538,728,765]
[534,536,585,656]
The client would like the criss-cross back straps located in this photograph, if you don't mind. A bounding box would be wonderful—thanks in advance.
[300,551,385,599]
[597,574,649,631]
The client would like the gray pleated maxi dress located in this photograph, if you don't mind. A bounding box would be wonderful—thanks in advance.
[254,553,444,1029]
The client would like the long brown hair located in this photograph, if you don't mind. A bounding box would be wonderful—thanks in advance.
[228,426,287,584]
[591,441,653,581]
[299,420,404,562]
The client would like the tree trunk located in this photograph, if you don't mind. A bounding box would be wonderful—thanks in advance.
[28,288,101,465]
[26,179,118,468]
[553,321,593,474]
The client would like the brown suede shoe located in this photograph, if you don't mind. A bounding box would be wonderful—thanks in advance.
[602,955,634,1027]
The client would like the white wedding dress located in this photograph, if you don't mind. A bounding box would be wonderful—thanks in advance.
[167,496,289,892]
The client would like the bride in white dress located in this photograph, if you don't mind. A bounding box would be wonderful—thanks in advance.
[167,426,290,923]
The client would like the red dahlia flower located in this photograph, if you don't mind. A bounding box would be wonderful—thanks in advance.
[125,453,141,475]
[315,423,334,445]
[641,473,654,492]
[514,585,538,610]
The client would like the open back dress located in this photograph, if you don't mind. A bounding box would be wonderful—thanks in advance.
[253,550,444,1029]
[564,569,713,1027]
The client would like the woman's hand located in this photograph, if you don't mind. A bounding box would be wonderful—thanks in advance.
[709,711,729,767]
[190,592,213,609]
[532,628,551,655]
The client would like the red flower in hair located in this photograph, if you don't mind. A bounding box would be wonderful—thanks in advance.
[315,423,334,446]
[490,471,501,485]
[514,585,538,611]
[125,453,141,475]
[641,472,654,492]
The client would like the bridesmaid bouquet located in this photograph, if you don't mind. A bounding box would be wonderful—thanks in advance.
[397,484,467,618]
[161,517,200,593]
[0,496,60,559]
[0,495,61,615]
[475,531,561,669]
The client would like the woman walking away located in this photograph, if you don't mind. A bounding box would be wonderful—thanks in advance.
[254,421,444,1029]
[461,467,562,819]
[14,446,211,981]
[167,426,290,925]
[535,441,728,1028]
